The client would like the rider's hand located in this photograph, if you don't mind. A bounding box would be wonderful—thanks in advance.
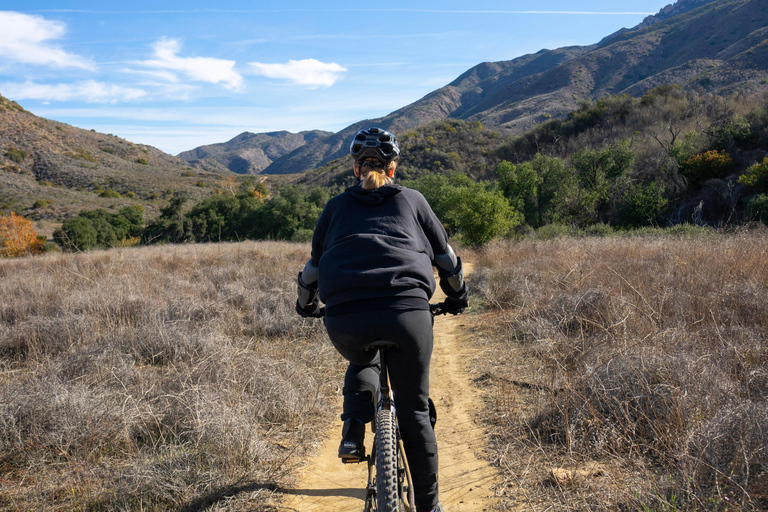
[296,298,322,318]
[442,294,468,315]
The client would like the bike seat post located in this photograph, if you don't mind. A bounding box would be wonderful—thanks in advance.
[379,347,392,409]
[364,340,399,410]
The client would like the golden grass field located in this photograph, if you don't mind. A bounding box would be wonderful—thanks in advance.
[1,232,766,511]
[469,229,768,510]
[0,242,344,511]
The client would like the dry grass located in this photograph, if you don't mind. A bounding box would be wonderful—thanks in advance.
[468,229,768,511]
[0,241,342,511]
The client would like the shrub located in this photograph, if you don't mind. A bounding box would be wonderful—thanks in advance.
[617,180,668,227]
[533,222,577,239]
[680,150,734,188]
[64,148,96,162]
[406,172,521,247]
[746,194,768,224]
[738,157,768,194]
[0,212,45,257]
[54,206,144,251]
[99,189,121,198]
[136,158,148,165]
[32,200,53,209]
[4,147,27,163]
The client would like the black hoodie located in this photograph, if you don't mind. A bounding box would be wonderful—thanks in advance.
[311,182,450,314]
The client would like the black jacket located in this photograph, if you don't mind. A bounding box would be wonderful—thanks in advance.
[311,182,450,313]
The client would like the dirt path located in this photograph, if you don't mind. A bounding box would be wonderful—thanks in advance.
[278,264,501,512]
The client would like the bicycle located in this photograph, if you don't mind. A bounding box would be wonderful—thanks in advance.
[326,302,456,512]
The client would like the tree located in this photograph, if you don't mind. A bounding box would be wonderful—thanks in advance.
[617,181,668,227]
[496,155,575,228]
[0,212,45,257]
[143,197,191,244]
[54,216,98,251]
[53,207,143,251]
[407,172,521,247]
[570,142,636,225]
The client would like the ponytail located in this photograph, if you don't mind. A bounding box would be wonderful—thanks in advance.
[360,161,396,190]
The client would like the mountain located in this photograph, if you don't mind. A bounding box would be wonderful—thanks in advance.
[177,130,332,174]
[0,95,221,222]
[259,0,768,175]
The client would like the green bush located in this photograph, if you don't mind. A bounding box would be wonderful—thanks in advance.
[99,189,121,198]
[534,223,578,240]
[32,200,53,209]
[746,194,768,224]
[406,172,521,247]
[680,150,734,188]
[136,158,148,165]
[617,180,668,228]
[53,206,144,251]
[4,147,27,163]
[738,157,768,194]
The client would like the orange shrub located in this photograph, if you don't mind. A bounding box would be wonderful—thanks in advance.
[0,212,45,257]
[680,149,734,187]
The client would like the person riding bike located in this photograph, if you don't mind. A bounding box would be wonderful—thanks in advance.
[295,127,468,512]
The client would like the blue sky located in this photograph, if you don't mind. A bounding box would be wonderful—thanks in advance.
[0,1,672,155]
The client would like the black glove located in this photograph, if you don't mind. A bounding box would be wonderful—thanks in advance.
[296,298,322,318]
[442,283,468,315]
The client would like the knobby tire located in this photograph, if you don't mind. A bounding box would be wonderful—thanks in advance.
[375,408,401,512]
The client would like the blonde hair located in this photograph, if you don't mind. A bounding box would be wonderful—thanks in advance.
[359,161,396,190]
[357,161,397,190]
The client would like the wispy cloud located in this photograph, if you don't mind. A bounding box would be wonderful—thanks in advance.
[1,80,146,103]
[137,37,244,91]
[0,11,95,70]
[248,58,347,88]
[35,9,654,15]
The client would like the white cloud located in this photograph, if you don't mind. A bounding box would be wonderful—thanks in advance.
[0,11,94,70]
[1,80,146,103]
[248,58,347,88]
[138,38,244,91]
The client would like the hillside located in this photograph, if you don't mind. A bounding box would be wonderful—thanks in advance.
[0,95,227,223]
[177,129,332,174]
[261,0,768,175]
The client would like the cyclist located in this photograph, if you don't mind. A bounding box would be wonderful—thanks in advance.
[295,127,468,512]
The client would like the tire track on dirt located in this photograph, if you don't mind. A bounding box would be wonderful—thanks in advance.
[279,263,500,511]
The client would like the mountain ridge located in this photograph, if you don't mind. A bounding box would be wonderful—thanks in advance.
[256,0,768,175]
[177,129,332,174]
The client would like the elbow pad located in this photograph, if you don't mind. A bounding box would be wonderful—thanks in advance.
[435,245,465,296]
[297,259,319,307]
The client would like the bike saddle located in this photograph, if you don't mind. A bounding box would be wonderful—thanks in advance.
[363,340,399,351]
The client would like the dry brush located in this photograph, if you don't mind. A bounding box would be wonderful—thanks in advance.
[0,241,341,511]
[470,230,768,510]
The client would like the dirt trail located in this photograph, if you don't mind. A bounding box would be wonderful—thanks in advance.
[279,264,501,512]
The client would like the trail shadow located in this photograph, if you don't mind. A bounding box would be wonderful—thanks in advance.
[179,481,276,512]
[278,486,366,499]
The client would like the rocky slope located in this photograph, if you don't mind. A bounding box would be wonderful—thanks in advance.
[0,95,220,222]
[177,130,331,174]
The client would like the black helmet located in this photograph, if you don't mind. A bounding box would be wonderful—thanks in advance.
[350,127,400,163]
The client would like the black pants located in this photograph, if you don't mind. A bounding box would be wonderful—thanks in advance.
[324,308,438,510]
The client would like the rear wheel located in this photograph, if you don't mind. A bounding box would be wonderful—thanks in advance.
[375,409,401,512]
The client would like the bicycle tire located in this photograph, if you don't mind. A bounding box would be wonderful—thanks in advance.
[375,408,401,512]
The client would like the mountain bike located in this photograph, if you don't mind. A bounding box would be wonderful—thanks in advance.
[336,302,454,512]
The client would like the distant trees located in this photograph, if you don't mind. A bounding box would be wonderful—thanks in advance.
[0,212,45,257]
[47,86,768,252]
[54,206,144,251]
